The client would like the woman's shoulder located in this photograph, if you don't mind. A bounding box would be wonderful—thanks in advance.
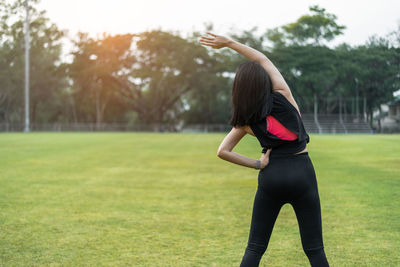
[272,89,301,117]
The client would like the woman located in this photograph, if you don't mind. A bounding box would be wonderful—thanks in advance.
[199,32,330,267]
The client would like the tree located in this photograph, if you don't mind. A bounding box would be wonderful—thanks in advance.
[265,5,346,47]
[68,32,134,126]
[0,0,67,125]
[352,37,400,129]
[117,29,228,130]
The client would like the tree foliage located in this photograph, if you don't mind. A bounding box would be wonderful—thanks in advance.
[266,5,346,47]
[0,0,67,124]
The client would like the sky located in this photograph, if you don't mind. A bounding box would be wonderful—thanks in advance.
[35,0,400,61]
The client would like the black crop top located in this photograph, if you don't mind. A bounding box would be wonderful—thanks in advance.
[249,91,310,155]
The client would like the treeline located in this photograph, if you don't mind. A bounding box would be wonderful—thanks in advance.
[1,1,399,131]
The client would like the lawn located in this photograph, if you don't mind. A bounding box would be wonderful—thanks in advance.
[0,133,399,266]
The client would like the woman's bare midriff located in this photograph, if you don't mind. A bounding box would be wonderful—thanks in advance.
[294,146,308,154]
[243,125,308,155]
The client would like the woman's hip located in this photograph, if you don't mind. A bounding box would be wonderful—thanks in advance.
[258,152,317,200]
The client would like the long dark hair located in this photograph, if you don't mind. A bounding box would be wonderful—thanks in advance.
[229,60,273,127]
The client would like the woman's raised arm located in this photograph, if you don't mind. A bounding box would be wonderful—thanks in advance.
[199,32,291,93]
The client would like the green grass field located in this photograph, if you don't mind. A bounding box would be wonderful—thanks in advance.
[0,133,399,266]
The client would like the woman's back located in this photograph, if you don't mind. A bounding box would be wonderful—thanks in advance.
[248,91,310,155]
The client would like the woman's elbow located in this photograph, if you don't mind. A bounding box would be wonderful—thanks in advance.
[217,149,229,159]
[217,149,225,158]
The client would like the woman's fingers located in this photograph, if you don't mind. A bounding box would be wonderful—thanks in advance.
[200,41,214,47]
[200,36,215,41]
[200,40,214,45]
[200,33,224,49]
[200,40,216,47]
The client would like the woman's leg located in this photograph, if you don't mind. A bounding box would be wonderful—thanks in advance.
[291,173,329,266]
[240,185,283,267]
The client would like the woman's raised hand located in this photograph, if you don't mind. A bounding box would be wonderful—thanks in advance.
[260,148,272,169]
[199,32,232,49]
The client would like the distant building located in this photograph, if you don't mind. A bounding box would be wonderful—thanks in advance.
[374,92,400,133]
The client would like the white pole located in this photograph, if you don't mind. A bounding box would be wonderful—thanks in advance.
[24,0,30,132]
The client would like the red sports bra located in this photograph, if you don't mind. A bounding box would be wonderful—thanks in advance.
[266,115,298,140]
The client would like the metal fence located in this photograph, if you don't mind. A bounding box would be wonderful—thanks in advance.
[0,113,376,133]
[0,122,233,132]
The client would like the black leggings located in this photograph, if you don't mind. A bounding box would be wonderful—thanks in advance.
[240,152,329,267]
